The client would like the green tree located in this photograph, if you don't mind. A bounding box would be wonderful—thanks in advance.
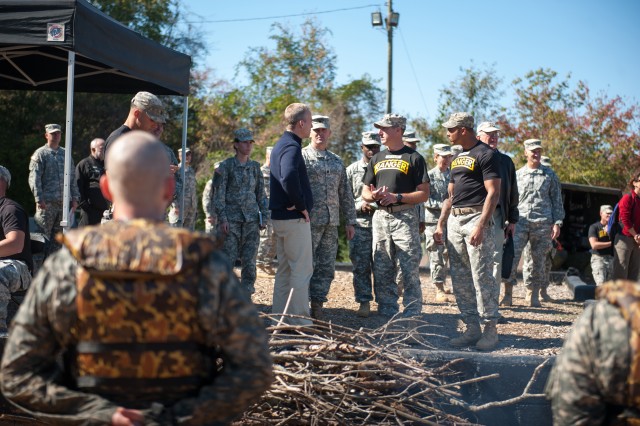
[501,68,640,189]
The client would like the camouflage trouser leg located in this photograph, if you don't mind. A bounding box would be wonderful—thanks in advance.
[372,209,423,316]
[508,221,552,289]
[349,226,374,303]
[309,224,338,304]
[34,201,63,257]
[182,207,197,231]
[0,260,31,303]
[424,223,448,284]
[491,209,505,285]
[447,212,499,325]
[222,220,260,294]
[590,254,613,285]
[257,221,277,266]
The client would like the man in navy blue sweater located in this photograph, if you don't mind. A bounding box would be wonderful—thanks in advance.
[269,103,314,326]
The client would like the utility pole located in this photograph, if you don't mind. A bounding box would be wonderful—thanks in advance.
[371,2,399,114]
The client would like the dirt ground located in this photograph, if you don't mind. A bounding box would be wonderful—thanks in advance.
[249,266,583,357]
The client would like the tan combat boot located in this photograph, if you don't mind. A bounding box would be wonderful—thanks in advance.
[434,282,453,303]
[499,283,513,306]
[449,323,482,347]
[525,287,541,307]
[476,322,499,351]
[310,301,324,320]
[356,301,370,318]
[539,286,554,302]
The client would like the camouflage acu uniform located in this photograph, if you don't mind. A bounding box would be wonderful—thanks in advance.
[214,157,267,294]
[202,178,215,234]
[545,280,640,425]
[163,145,183,216]
[302,146,357,304]
[169,163,197,230]
[256,164,277,268]
[424,166,450,285]
[505,165,564,290]
[346,159,375,303]
[0,220,273,425]
[28,145,80,256]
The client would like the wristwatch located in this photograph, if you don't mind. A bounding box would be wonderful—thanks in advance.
[396,193,403,203]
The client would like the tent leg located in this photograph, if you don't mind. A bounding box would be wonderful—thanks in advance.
[179,96,189,227]
[61,50,75,233]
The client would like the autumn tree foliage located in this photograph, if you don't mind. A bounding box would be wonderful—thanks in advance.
[500,69,640,189]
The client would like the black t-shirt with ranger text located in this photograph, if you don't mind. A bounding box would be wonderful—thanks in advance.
[450,141,500,207]
[588,221,613,256]
[362,146,429,205]
[0,197,33,272]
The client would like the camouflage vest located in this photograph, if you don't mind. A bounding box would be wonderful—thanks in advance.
[598,280,640,420]
[60,220,218,406]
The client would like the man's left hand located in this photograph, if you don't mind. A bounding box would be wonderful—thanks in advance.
[551,224,561,240]
[470,225,484,247]
[111,407,144,426]
[345,225,355,241]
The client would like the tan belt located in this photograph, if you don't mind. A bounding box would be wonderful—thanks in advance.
[451,205,484,216]
[379,203,415,213]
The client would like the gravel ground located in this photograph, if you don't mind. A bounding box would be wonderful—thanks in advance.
[249,266,583,357]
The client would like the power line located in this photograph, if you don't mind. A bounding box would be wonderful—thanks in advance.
[398,27,430,119]
[185,4,380,24]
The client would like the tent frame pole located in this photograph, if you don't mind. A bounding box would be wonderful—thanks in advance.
[61,50,75,233]
[179,96,189,227]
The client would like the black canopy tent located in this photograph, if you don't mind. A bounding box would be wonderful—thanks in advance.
[0,0,192,229]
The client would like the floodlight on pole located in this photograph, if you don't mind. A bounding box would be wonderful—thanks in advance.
[371,11,383,27]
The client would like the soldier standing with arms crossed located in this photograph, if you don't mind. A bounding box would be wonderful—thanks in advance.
[302,115,357,320]
[346,132,381,317]
[434,112,502,351]
[361,114,430,319]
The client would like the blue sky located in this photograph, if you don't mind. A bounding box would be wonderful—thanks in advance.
[183,0,640,122]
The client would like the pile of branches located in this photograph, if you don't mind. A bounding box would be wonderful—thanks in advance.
[238,314,476,425]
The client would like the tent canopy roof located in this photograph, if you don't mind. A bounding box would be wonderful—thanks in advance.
[0,0,191,95]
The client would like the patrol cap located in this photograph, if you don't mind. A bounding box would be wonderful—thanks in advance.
[266,146,273,154]
[523,139,543,151]
[600,204,613,214]
[45,123,61,133]
[0,165,10,187]
[177,147,191,154]
[374,113,406,129]
[477,121,500,133]
[311,115,330,130]
[433,144,453,157]
[233,128,254,142]
[540,156,552,167]
[131,91,167,124]
[362,131,381,146]
[214,161,222,168]
[402,130,420,144]
[442,112,474,129]
[451,145,464,154]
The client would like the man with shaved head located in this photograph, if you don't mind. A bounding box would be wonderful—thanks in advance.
[1,131,273,425]
[76,138,108,226]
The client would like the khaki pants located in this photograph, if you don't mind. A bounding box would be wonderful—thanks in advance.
[272,219,313,326]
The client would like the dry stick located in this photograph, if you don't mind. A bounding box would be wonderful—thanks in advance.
[272,288,294,335]
[451,359,552,411]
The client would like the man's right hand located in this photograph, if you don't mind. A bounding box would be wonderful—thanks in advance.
[361,202,374,213]
[37,201,46,210]
[111,407,144,426]
[433,226,444,245]
[220,221,230,234]
[286,205,310,222]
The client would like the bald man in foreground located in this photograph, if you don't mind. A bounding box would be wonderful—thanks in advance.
[1,131,273,425]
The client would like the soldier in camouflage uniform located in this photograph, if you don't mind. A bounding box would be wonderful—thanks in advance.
[0,131,273,425]
[545,279,640,425]
[434,112,501,351]
[202,162,222,235]
[215,128,268,295]
[362,114,430,319]
[29,124,80,257]
[169,148,197,230]
[256,147,278,274]
[346,132,381,317]
[302,115,357,319]
[424,144,454,303]
[504,139,564,307]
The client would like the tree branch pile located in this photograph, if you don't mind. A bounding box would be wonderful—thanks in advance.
[237,314,478,425]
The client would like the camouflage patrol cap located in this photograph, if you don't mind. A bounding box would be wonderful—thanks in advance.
[433,144,453,156]
[540,156,552,167]
[361,131,381,146]
[374,113,406,129]
[233,128,254,142]
[402,130,420,144]
[311,115,330,130]
[450,145,464,154]
[477,121,500,133]
[131,91,167,124]
[45,123,61,133]
[442,112,474,129]
[0,165,10,187]
[523,139,543,151]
